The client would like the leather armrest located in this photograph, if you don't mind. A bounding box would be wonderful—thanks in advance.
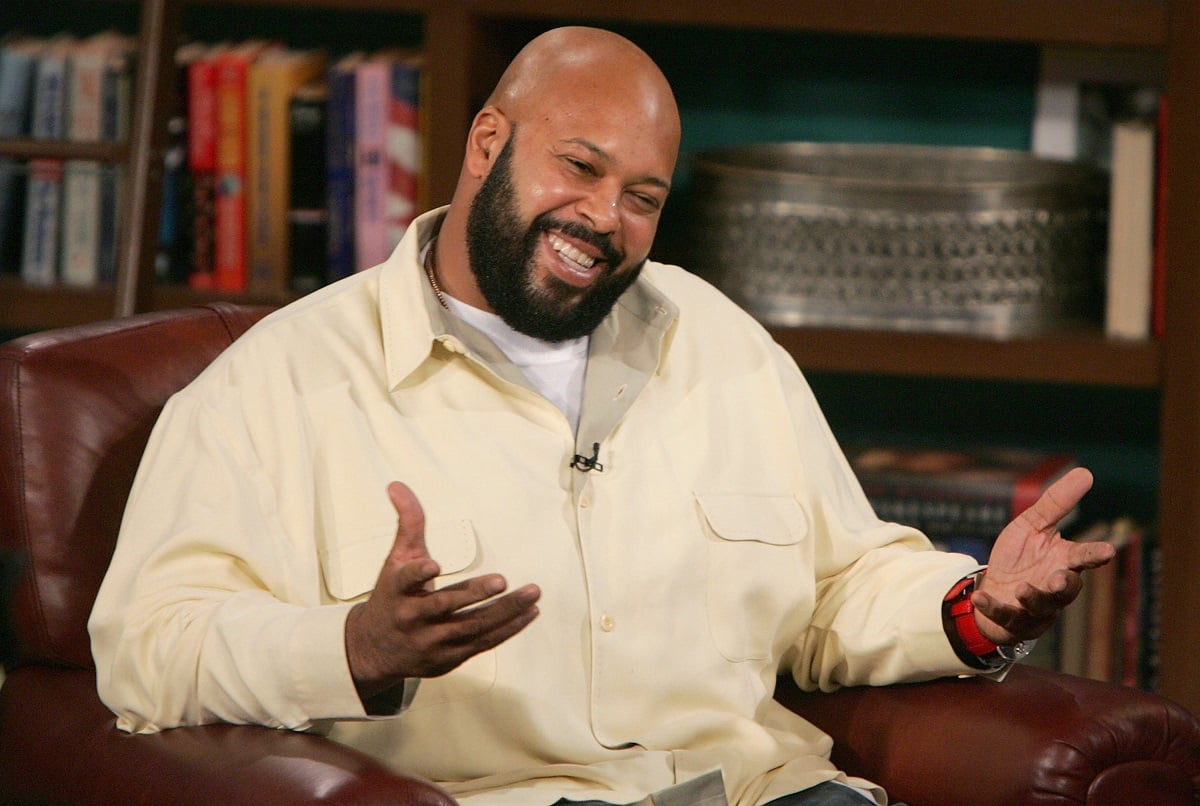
[775,664,1200,806]
[0,666,457,805]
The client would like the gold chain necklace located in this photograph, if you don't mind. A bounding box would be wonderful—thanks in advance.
[423,240,448,309]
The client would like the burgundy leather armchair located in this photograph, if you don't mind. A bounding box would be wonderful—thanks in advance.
[1,303,1197,805]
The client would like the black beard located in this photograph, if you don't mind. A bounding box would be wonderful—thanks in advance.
[465,133,644,342]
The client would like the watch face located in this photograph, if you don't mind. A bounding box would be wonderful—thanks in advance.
[996,638,1037,662]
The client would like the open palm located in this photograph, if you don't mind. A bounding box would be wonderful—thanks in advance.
[973,467,1116,644]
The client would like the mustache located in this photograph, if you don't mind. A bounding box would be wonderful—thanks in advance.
[532,215,624,268]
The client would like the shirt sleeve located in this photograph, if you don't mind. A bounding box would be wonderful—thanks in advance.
[765,342,984,691]
[88,385,387,733]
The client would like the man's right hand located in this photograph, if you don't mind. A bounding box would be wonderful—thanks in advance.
[345,481,541,707]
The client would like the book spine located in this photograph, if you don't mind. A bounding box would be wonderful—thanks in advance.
[324,61,356,282]
[60,44,107,286]
[0,41,38,270]
[1104,117,1157,340]
[385,55,421,249]
[246,52,326,296]
[19,159,62,284]
[353,59,389,271]
[212,49,256,292]
[20,43,68,284]
[96,48,132,282]
[187,51,220,288]
[287,80,328,293]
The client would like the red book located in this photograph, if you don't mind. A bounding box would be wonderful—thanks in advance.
[186,42,228,290]
[212,40,274,292]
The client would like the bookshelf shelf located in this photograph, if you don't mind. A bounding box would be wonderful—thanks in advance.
[1,0,1198,717]
[769,326,1162,388]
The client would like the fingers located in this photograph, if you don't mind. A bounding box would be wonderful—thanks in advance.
[1069,538,1118,572]
[1017,467,1093,533]
[387,481,430,565]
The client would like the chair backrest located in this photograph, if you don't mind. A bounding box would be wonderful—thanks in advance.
[0,303,273,670]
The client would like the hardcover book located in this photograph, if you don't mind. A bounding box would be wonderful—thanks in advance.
[20,34,74,285]
[324,52,362,283]
[212,39,275,292]
[287,79,328,294]
[185,42,229,289]
[245,46,326,296]
[385,50,423,249]
[0,35,40,273]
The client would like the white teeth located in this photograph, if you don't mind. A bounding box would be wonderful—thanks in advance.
[549,234,596,269]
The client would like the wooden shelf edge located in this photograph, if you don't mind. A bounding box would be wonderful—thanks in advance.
[769,325,1162,387]
[0,278,118,332]
[150,283,297,311]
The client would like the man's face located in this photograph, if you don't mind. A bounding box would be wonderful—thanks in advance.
[465,131,640,342]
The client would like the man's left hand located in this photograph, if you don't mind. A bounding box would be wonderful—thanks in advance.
[972,466,1116,645]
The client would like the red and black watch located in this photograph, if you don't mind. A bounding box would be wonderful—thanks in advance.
[942,570,1034,670]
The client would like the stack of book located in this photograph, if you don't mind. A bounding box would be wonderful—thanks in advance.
[0,32,427,296]
[0,31,136,285]
[174,40,425,295]
[846,440,1157,687]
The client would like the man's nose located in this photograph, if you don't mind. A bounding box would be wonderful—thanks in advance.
[576,186,620,233]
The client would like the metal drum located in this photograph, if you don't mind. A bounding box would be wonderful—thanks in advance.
[689,143,1106,337]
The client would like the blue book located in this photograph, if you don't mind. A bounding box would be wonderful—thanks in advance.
[324,52,362,283]
[0,36,40,273]
[20,34,73,285]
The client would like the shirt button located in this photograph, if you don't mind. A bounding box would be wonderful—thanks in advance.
[580,496,591,509]
[599,614,616,632]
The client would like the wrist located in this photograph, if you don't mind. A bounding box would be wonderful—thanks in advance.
[943,570,1034,670]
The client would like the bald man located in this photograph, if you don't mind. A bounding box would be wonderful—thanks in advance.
[91,27,1111,806]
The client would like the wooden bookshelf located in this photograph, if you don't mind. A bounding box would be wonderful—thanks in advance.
[1,0,1198,716]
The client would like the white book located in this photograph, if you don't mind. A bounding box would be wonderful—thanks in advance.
[1104,118,1157,341]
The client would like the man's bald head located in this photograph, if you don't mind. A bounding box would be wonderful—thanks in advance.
[487,26,680,155]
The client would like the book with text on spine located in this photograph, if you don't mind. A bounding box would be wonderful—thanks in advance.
[246,46,326,297]
[20,34,74,285]
[212,39,276,292]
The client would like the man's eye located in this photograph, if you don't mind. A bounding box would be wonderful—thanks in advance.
[564,157,593,174]
[629,193,661,213]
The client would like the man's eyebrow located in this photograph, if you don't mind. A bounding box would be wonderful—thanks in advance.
[562,137,672,191]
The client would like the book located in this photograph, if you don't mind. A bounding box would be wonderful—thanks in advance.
[0,35,40,273]
[20,34,74,285]
[324,52,362,283]
[212,39,275,292]
[287,79,328,293]
[1104,115,1158,341]
[1031,45,1165,170]
[185,42,229,290]
[385,50,423,250]
[155,41,205,285]
[1057,520,1111,677]
[59,32,134,287]
[96,37,134,283]
[353,53,391,271]
[846,443,1080,562]
[245,46,326,297]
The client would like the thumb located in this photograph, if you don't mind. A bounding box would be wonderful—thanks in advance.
[387,481,432,567]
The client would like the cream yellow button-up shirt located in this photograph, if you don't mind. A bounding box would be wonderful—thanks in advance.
[90,209,981,806]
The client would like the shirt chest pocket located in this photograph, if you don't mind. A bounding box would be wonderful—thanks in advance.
[320,519,480,602]
[319,520,497,709]
[697,493,811,663]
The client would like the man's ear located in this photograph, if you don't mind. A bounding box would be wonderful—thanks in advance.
[466,106,510,177]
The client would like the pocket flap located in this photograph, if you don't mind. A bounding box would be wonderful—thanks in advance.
[322,519,480,601]
[696,493,808,545]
